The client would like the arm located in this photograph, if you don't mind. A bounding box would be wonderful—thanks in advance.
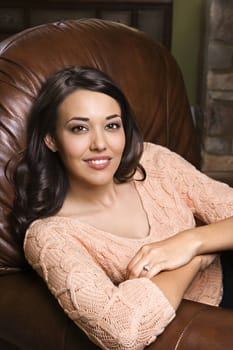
[150,255,215,310]
[191,216,233,254]
[127,218,233,279]
[128,145,233,278]
[167,145,233,256]
[24,219,176,350]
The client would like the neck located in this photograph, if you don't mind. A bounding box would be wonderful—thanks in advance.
[66,180,120,209]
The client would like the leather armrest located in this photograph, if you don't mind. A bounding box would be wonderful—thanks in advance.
[0,271,98,350]
[1,272,233,350]
[148,299,233,350]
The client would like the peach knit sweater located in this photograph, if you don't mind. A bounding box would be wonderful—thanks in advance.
[24,142,233,350]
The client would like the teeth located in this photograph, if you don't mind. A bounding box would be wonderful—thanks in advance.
[89,159,108,165]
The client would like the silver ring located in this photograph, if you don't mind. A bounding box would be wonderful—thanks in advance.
[143,264,150,272]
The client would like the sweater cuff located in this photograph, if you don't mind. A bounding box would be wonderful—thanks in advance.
[118,277,176,346]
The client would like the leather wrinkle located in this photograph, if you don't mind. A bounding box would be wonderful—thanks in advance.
[0,62,39,97]
[174,306,206,350]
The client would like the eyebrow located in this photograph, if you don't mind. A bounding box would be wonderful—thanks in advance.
[65,114,121,124]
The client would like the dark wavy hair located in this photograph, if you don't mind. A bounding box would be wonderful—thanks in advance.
[9,66,146,241]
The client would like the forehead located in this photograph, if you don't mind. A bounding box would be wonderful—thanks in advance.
[58,89,121,118]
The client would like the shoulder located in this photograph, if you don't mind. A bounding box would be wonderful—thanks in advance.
[140,143,203,188]
[142,142,171,160]
[141,142,186,172]
[23,216,90,270]
[25,216,67,236]
[24,216,73,252]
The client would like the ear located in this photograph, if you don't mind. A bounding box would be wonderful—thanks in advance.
[44,134,57,152]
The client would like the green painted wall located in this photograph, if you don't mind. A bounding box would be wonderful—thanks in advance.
[172,0,203,105]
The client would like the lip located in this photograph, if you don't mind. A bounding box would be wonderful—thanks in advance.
[84,156,112,170]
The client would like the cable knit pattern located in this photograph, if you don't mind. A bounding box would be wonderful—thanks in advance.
[24,142,233,350]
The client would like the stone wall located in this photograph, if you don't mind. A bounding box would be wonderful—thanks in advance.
[201,0,233,185]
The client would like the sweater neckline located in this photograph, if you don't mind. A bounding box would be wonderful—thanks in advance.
[47,179,153,242]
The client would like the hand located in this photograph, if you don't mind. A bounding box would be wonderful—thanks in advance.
[199,253,217,271]
[127,230,198,279]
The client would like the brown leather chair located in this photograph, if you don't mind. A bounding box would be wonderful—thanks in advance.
[0,18,233,350]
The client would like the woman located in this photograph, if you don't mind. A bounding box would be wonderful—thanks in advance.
[9,66,233,350]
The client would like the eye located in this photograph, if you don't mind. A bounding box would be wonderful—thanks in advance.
[105,122,122,130]
[70,125,88,133]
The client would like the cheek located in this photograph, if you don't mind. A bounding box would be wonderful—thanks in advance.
[119,133,126,153]
[111,131,126,154]
[57,136,86,159]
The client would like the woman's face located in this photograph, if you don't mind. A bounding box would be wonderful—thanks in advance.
[45,89,126,189]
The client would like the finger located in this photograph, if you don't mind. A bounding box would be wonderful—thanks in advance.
[127,255,142,273]
[128,262,146,279]
[128,258,160,279]
[128,256,153,279]
[138,262,165,279]
[144,264,165,278]
[127,249,149,278]
[127,247,147,271]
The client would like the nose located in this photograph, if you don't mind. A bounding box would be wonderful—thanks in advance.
[90,128,107,152]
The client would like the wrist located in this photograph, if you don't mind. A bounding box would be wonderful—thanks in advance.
[179,229,202,258]
[191,255,202,268]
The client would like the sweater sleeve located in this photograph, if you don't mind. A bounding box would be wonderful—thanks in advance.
[144,143,233,223]
[24,219,175,350]
[169,153,233,223]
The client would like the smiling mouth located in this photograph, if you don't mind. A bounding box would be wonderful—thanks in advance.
[84,157,112,170]
[87,159,110,165]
